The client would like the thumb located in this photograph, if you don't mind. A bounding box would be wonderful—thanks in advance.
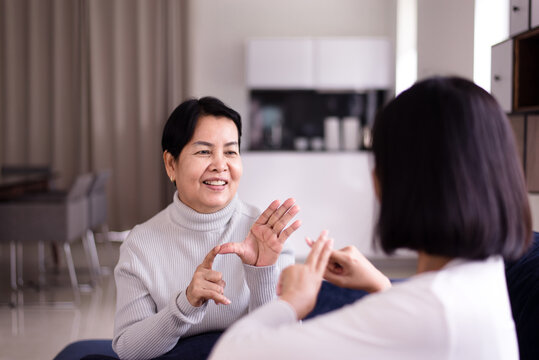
[218,242,245,257]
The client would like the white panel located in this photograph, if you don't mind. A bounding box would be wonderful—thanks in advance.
[246,38,314,89]
[314,38,391,90]
[532,0,539,28]
[509,0,529,36]
[491,39,513,113]
[239,152,413,261]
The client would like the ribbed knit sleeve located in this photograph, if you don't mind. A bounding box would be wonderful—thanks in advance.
[113,235,210,360]
[243,243,295,311]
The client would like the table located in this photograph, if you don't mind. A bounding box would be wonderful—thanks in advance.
[0,173,52,201]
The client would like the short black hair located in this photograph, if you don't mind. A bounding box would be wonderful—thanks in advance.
[161,96,242,158]
[372,76,532,261]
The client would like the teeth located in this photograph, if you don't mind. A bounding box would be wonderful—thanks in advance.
[204,180,226,186]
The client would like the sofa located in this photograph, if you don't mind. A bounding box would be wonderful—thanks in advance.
[54,232,539,360]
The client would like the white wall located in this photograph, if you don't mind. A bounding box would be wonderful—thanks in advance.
[186,0,397,148]
[417,0,475,80]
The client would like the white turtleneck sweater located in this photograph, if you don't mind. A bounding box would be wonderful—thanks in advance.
[112,193,294,360]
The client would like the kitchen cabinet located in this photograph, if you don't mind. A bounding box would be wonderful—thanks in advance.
[491,27,539,113]
[510,0,530,36]
[527,115,539,192]
[491,39,513,113]
[491,15,539,192]
[246,37,392,91]
[509,115,526,163]
[533,0,539,28]
[514,27,539,112]
[314,38,391,90]
[246,38,314,89]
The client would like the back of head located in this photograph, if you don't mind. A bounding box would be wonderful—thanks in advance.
[372,76,532,260]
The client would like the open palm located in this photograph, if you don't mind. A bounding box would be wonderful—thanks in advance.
[219,198,301,266]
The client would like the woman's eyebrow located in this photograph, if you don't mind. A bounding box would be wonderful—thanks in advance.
[192,141,213,147]
[192,141,238,147]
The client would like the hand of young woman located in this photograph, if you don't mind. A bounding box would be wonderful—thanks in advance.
[277,231,333,319]
[219,198,301,266]
[306,238,391,293]
[186,245,231,307]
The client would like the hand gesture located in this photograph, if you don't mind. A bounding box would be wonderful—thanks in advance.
[186,245,231,307]
[306,237,391,293]
[219,198,301,267]
[277,231,333,319]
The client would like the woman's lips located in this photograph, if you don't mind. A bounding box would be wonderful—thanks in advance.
[203,179,228,190]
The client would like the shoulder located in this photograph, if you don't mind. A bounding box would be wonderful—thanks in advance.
[119,205,172,255]
[235,199,261,221]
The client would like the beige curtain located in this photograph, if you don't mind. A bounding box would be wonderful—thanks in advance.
[0,0,185,231]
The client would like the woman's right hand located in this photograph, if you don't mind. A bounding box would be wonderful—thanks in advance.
[306,237,391,293]
[186,245,231,307]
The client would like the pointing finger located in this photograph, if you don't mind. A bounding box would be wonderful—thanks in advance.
[316,238,334,274]
[201,245,221,269]
[305,230,329,267]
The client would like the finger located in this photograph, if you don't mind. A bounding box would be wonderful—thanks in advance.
[200,245,221,269]
[254,200,281,225]
[277,219,302,242]
[199,289,231,305]
[218,242,245,257]
[271,204,300,234]
[315,238,334,274]
[304,230,329,267]
[327,259,344,274]
[202,280,226,295]
[266,198,296,227]
[204,270,223,283]
[305,237,314,247]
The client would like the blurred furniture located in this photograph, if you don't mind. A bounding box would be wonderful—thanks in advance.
[85,170,112,280]
[0,173,95,306]
[0,165,54,200]
[491,6,539,192]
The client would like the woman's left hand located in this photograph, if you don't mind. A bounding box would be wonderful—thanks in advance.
[219,198,301,266]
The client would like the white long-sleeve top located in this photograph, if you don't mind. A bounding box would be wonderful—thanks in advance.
[113,193,294,360]
[210,256,518,360]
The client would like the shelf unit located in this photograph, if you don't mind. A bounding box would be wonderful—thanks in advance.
[491,1,539,193]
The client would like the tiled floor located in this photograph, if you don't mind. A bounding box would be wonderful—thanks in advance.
[0,239,119,360]
[0,238,416,360]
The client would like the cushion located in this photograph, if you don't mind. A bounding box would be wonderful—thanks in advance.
[505,231,539,360]
[304,280,369,320]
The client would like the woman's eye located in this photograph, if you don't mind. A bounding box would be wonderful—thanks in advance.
[196,150,211,155]
[225,151,238,156]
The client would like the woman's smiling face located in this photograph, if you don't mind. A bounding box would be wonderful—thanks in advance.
[169,115,242,213]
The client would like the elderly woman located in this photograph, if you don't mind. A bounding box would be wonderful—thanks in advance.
[210,76,532,360]
[113,97,300,360]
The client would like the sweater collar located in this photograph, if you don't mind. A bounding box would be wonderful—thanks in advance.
[169,191,239,231]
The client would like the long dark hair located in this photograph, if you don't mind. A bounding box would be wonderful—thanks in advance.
[372,76,532,260]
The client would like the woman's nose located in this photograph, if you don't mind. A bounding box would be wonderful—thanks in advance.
[210,153,227,172]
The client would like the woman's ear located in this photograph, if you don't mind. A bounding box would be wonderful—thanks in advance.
[372,169,381,201]
[163,151,176,183]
